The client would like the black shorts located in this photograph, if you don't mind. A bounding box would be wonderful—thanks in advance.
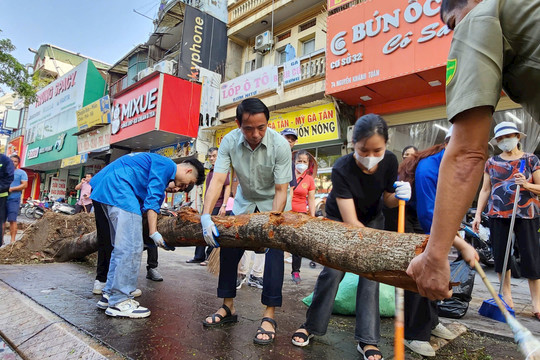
[489,217,540,279]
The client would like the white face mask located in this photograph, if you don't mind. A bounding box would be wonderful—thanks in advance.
[354,152,384,170]
[497,137,519,152]
[295,163,308,174]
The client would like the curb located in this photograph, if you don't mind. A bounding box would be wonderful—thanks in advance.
[0,281,123,360]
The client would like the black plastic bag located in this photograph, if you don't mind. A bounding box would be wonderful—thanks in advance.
[438,259,476,318]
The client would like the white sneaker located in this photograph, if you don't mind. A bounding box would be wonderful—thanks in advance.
[431,323,457,340]
[92,280,106,295]
[97,293,110,310]
[131,288,142,298]
[105,299,150,318]
[284,257,293,264]
[404,340,436,357]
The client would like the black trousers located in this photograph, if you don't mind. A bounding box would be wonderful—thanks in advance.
[404,290,438,341]
[94,201,158,282]
[75,203,93,214]
[0,196,7,243]
[490,217,540,279]
[193,206,220,260]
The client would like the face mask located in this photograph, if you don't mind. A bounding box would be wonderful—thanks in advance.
[295,163,308,174]
[497,137,519,152]
[354,152,384,170]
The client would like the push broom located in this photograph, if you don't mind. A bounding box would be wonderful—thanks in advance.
[478,159,525,322]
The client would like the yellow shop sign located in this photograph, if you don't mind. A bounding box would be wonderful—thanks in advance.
[268,103,339,145]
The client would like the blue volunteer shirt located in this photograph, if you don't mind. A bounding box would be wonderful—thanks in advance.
[8,169,28,200]
[90,153,176,215]
[415,149,445,234]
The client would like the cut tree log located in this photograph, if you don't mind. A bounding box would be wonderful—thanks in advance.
[0,208,433,292]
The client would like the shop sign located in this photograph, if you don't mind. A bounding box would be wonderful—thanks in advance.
[27,147,39,160]
[49,177,67,199]
[76,95,111,131]
[220,66,278,106]
[215,126,236,147]
[6,137,23,157]
[150,140,195,159]
[326,0,452,94]
[268,103,339,145]
[61,153,88,168]
[177,5,227,82]
[26,60,89,143]
[111,85,158,135]
[77,125,111,154]
[283,59,301,86]
[328,0,355,11]
[199,67,221,128]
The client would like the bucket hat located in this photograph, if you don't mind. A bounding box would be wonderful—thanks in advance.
[490,121,526,144]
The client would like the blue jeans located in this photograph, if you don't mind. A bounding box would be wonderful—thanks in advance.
[102,205,143,306]
[303,213,384,344]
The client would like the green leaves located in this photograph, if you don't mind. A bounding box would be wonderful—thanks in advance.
[0,29,36,104]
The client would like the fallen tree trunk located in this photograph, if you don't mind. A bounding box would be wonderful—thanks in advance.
[1,208,431,292]
[157,208,429,292]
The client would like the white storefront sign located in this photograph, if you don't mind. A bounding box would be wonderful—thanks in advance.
[49,177,67,199]
[283,58,301,85]
[220,66,278,106]
[77,124,111,154]
[26,60,89,144]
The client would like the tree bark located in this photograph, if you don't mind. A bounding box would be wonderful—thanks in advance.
[1,209,432,292]
[158,208,429,292]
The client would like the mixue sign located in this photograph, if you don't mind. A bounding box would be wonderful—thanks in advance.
[326,0,452,94]
[111,86,158,135]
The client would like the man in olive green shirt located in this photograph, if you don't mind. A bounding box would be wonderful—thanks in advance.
[408,0,540,300]
[199,98,292,345]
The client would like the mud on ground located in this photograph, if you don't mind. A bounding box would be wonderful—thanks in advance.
[0,212,96,264]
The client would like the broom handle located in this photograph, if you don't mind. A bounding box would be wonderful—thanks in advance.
[499,159,525,295]
[394,200,406,360]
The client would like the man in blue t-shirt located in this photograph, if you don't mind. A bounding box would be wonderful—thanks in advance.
[90,153,205,318]
[6,155,28,244]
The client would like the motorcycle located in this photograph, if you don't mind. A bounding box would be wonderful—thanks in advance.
[23,199,47,219]
[459,208,495,267]
[52,201,76,215]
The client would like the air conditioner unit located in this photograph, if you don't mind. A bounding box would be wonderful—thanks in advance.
[137,67,155,81]
[346,125,354,149]
[153,60,174,75]
[254,31,273,52]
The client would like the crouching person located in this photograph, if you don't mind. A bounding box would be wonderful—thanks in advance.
[90,153,204,318]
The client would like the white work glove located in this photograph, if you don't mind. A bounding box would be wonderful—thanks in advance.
[149,231,175,251]
[201,214,220,247]
[393,181,411,202]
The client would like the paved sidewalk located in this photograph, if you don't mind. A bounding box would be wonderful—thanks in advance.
[0,247,537,359]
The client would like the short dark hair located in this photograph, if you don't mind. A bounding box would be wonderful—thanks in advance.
[181,158,206,185]
[352,114,388,144]
[236,98,269,125]
[440,0,468,22]
[10,154,20,162]
[402,146,418,157]
[85,173,93,177]
[207,147,218,155]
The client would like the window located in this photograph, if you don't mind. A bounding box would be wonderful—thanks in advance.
[277,31,291,42]
[302,38,315,56]
[277,49,287,65]
[299,19,316,32]
[127,52,147,86]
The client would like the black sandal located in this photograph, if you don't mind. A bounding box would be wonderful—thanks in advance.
[291,325,314,347]
[357,342,384,360]
[202,304,238,327]
[253,317,277,345]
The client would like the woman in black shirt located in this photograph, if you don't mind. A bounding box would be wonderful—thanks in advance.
[291,114,411,360]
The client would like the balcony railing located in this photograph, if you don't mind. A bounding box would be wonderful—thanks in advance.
[229,0,271,24]
[277,49,325,84]
[110,76,129,98]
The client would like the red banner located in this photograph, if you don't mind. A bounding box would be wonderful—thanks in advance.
[6,137,23,157]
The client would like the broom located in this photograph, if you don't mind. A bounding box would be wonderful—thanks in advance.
[206,247,221,276]
[394,200,406,360]
[478,159,525,322]
[475,261,540,359]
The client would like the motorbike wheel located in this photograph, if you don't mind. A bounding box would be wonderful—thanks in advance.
[33,208,44,219]
[25,207,35,219]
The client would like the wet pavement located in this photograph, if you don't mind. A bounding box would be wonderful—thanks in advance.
[0,245,539,359]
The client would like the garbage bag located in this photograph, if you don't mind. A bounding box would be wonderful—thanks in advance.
[302,273,395,316]
[438,259,476,318]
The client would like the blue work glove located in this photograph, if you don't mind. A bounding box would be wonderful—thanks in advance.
[201,214,220,247]
[393,181,411,201]
[149,231,175,251]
